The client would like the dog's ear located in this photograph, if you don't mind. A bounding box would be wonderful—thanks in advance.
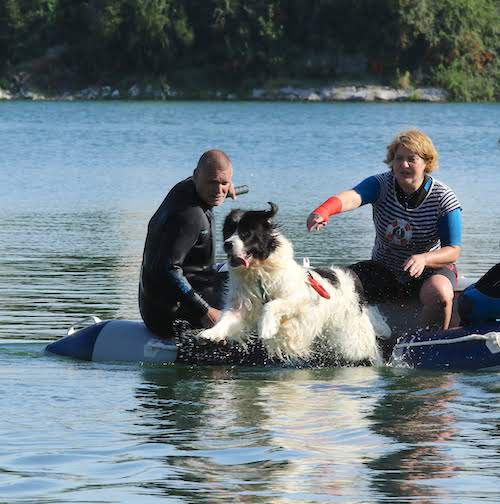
[246,202,278,226]
[226,209,245,222]
[223,209,244,239]
[264,202,278,223]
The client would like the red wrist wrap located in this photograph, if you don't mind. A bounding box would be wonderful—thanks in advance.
[313,196,343,221]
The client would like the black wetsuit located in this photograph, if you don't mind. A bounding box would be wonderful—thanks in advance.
[139,177,222,337]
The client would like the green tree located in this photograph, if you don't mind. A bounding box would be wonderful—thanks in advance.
[55,0,193,77]
[0,0,57,70]
[0,0,23,70]
[119,0,194,73]
[1,0,498,100]
[184,0,284,79]
[394,0,499,99]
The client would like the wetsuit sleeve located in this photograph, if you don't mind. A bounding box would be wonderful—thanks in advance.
[438,208,462,247]
[162,212,210,317]
[352,176,381,205]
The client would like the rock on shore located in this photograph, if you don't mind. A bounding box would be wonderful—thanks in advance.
[0,83,448,102]
[256,85,448,102]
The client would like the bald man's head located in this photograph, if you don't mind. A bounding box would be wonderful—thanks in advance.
[193,150,233,206]
[196,150,232,173]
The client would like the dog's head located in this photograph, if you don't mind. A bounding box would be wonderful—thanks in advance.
[222,202,279,268]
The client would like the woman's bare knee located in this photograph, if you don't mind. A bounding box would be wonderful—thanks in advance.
[420,276,454,329]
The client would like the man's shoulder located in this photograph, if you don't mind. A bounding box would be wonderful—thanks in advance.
[150,177,205,226]
[165,178,204,212]
[167,177,195,201]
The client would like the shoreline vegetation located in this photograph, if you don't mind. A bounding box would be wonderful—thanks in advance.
[1,0,498,103]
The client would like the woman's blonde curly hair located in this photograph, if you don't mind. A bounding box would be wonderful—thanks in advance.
[384,129,439,173]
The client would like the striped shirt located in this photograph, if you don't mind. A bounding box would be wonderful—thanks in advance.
[358,172,461,273]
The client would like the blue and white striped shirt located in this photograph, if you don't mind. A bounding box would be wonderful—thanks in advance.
[353,172,461,273]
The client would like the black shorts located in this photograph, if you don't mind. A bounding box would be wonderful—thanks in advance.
[349,260,458,304]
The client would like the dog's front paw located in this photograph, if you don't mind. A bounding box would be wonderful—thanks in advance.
[198,327,226,343]
[259,310,280,340]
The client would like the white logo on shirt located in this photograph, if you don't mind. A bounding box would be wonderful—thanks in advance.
[386,218,413,246]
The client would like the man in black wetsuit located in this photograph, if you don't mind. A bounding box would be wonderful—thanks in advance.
[139,150,234,338]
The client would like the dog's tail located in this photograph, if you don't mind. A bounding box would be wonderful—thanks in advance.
[367,305,392,340]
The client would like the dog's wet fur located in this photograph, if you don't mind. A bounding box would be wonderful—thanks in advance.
[223,203,367,310]
[197,202,390,364]
[312,267,367,308]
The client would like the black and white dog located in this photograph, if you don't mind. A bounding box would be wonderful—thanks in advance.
[199,203,390,364]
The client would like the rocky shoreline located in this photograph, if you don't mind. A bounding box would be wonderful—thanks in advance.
[0,82,448,103]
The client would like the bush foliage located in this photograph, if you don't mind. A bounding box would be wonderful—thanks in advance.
[0,0,498,100]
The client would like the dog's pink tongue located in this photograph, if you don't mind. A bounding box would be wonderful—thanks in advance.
[233,257,250,268]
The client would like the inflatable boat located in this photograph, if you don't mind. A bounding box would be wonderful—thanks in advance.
[44,317,269,366]
[391,263,500,370]
[45,263,500,371]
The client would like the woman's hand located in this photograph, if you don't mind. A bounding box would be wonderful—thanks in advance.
[403,253,427,278]
[307,212,326,231]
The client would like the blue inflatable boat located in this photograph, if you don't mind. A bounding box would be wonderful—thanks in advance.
[392,263,500,370]
[45,317,268,366]
[45,317,178,364]
[46,263,500,370]
[391,322,500,370]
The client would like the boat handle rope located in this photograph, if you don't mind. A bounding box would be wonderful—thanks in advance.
[68,315,103,336]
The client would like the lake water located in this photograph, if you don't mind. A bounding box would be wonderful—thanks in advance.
[0,101,499,503]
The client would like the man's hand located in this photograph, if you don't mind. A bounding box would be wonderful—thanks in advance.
[227,183,237,200]
[307,212,327,231]
[201,307,222,327]
[403,253,427,278]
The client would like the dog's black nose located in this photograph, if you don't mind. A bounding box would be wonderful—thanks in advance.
[223,240,233,253]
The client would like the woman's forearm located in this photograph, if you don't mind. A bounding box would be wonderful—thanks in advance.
[423,246,461,268]
[313,190,362,219]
